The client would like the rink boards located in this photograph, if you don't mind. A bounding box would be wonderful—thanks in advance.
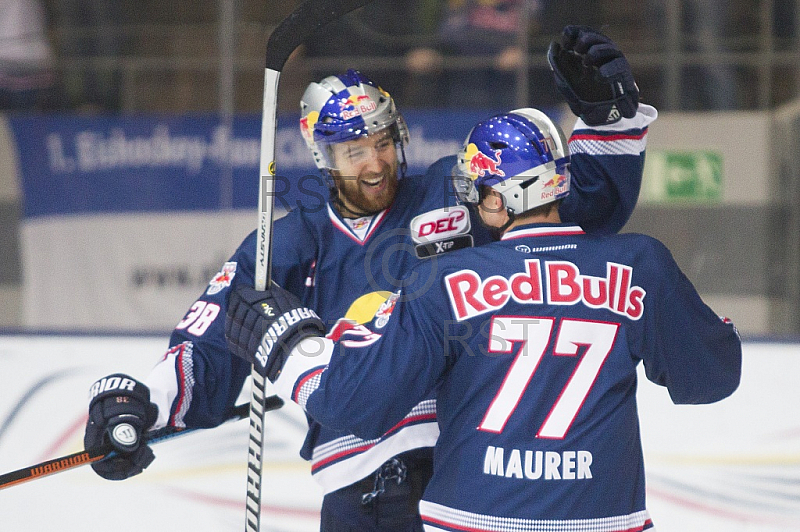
[0,335,798,531]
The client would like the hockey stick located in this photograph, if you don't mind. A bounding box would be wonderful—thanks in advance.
[0,396,284,492]
[248,1,374,530]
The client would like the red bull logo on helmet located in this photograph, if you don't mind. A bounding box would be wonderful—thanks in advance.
[339,94,377,120]
[464,143,505,179]
[541,173,568,201]
[300,111,319,142]
[543,174,567,189]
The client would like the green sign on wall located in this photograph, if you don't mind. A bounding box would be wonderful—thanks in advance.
[641,150,723,203]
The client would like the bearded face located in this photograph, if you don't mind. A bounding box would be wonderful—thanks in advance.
[329,130,400,217]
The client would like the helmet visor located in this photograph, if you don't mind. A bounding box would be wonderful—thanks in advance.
[323,125,401,172]
[451,166,481,204]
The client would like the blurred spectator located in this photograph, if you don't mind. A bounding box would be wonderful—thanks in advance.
[301,0,420,105]
[49,0,123,112]
[682,0,738,110]
[405,0,541,110]
[646,0,739,110]
[0,0,60,112]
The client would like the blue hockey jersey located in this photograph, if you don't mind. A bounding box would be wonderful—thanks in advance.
[275,222,742,531]
[144,106,658,494]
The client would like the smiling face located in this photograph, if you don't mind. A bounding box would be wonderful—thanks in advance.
[329,130,399,217]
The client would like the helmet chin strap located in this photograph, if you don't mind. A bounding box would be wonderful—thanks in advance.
[470,202,516,241]
[398,142,408,179]
[488,208,516,240]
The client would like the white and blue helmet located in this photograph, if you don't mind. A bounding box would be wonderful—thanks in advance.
[299,69,410,173]
[454,108,570,215]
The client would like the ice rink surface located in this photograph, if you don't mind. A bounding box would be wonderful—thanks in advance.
[1,336,799,531]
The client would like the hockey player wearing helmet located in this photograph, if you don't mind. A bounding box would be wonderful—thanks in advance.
[226,107,742,532]
[452,108,571,236]
[299,69,410,218]
[85,26,660,532]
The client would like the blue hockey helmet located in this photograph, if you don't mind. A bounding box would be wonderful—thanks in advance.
[300,69,409,173]
[453,108,570,215]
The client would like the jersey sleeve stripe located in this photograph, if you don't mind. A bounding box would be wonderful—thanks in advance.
[312,442,377,473]
[169,342,195,428]
[310,399,438,473]
[568,129,649,157]
[310,422,440,494]
[570,130,647,142]
[292,367,326,408]
[274,337,334,402]
[568,103,657,157]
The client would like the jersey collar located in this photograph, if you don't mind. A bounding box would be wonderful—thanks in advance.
[501,223,585,241]
[327,203,390,245]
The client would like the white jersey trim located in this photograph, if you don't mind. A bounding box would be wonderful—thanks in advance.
[312,421,440,494]
[501,225,584,240]
[420,500,654,532]
[573,103,658,133]
[274,337,334,403]
[569,104,657,158]
[145,341,192,429]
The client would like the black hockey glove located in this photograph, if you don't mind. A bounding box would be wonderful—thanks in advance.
[225,283,326,382]
[84,374,158,481]
[547,25,639,125]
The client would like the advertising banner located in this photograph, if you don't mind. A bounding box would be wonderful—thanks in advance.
[11,111,496,217]
[9,110,535,330]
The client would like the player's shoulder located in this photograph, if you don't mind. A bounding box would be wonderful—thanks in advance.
[407,241,493,281]
[425,155,458,179]
[593,232,678,271]
[268,206,323,261]
[275,202,328,232]
[398,155,459,205]
[234,228,257,254]
[224,229,257,280]
[613,232,671,252]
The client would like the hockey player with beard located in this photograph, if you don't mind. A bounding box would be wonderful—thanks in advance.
[84,26,658,531]
[227,106,741,532]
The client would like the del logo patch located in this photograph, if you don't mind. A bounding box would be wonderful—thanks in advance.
[207,261,237,295]
[410,205,471,244]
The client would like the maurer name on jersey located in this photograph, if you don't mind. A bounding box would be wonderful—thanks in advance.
[445,259,645,321]
[484,445,593,481]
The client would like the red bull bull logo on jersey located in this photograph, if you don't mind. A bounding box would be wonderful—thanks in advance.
[374,292,399,328]
[339,94,377,120]
[207,261,237,295]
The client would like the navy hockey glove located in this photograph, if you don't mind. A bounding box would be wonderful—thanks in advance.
[84,374,158,481]
[225,283,325,382]
[547,25,639,125]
